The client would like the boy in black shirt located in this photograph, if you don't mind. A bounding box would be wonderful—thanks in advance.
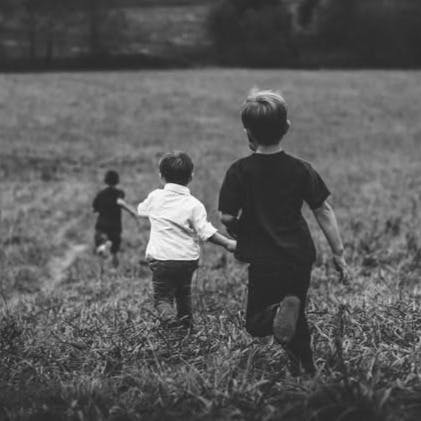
[93,170,137,267]
[219,90,350,375]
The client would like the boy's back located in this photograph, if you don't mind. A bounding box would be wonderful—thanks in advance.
[219,89,349,375]
[219,151,330,265]
[136,152,236,329]
[93,186,125,232]
[138,183,217,261]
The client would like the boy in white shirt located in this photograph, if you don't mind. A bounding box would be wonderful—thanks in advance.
[136,152,236,329]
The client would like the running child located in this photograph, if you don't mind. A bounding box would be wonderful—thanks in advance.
[137,152,236,329]
[218,89,350,375]
[93,170,137,268]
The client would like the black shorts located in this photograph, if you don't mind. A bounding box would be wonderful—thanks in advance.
[94,229,121,254]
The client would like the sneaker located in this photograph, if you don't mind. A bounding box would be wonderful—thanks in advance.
[97,240,111,258]
[273,295,301,345]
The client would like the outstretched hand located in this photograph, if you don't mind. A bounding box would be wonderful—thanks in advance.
[333,254,351,285]
[117,198,140,227]
[225,239,237,253]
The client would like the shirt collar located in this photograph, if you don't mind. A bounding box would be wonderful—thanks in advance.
[164,183,190,195]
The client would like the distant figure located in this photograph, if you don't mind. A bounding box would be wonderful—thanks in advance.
[219,90,350,376]
[136,152,236,329]
[93,170,137,268]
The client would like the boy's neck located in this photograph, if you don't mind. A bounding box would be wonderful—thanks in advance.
[255,143,283,155]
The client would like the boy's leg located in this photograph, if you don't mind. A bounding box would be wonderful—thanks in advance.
[273,295,301,345]
[149,261,177,322]
[284,264,313,373]
[245,263,288,337]
[277,265,313,374]
[286,304,314,374]
[245,261,313,373]
[174,260,198,328]
[95,230,110,255]
[109,232,121,268]
[111,253,119,268]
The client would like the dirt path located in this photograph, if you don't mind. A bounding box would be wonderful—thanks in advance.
[1,242,89,311]
[46,243,89,291]
[1,203,90,312]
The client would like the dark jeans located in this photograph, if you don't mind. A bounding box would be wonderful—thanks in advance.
[149,260,199,327]
[246,259,313,364]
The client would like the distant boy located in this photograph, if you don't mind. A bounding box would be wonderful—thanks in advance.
[137,152,236,329]
[219,90,350,375]
[93,170,137,268]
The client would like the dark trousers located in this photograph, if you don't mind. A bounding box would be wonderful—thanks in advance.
[94,228,121,254]
[149,260,199,326]
[246,260,313,364]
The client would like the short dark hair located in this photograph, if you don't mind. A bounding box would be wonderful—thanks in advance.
[241,89,288,146]
[159,152,194,186]
[104,170,119,186]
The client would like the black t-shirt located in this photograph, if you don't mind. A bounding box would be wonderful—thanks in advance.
[93,186,125,232]
[218,151,330,264]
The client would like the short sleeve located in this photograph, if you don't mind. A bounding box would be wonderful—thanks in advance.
[137,192,154,217]
[118,189,125,199]
[218,165,243,216]
[92,194,99,212]
[302,163,330,210]
[190,202,218,241]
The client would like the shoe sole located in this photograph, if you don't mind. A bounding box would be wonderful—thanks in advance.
[96,241,112,258]
[273,295,301,345]
[96,246,106,257]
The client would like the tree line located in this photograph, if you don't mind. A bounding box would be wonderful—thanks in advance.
[0,0,128,63]
[208,0,421,67]
[1,0,421,68]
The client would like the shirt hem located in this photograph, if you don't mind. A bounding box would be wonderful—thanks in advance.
[146,254,201,261]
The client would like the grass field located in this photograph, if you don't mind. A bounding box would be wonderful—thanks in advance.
[0,69,421,420]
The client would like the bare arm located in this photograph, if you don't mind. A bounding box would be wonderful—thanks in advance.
[207,231,237,252]
[312,201,344,254]
[220,213,239,239]
[312,201,350,283]
[190,203,236,252]
[117,198,139,221]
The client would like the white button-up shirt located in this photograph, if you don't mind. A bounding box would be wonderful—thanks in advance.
[137,183,218,261]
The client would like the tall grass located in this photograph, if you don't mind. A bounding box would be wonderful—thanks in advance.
[0,70,420,420]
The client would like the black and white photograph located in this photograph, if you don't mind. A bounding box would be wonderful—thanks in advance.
[0,1,420,420]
